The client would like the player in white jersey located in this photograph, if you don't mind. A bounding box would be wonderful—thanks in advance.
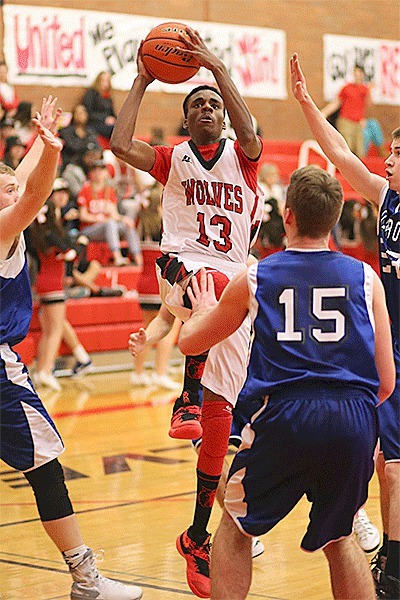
[111,26,262,598]
[0,97,142,600]
[290,53,400,600]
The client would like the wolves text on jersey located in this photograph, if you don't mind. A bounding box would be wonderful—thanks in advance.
[181,178,244,214]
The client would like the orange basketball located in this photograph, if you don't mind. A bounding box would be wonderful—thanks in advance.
[141,22,200,84]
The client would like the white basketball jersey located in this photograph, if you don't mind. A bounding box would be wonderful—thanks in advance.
[160,138,261,272]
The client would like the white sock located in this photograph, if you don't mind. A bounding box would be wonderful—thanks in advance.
[73,344,90,364]
[62,544,87,569]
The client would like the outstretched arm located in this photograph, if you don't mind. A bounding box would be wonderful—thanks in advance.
[0,113,63,249]
[15,96,62,196]
[110,43,156,172]
[182,27,261,159]
[178,268,249,356]
[290,53,385,206]
[129,304,176,357]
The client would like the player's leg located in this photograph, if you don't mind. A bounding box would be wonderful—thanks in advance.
[210,510,252,600]
[34,299,65,390]
[24,461,143,600]
[323,537,375,600]
[373,373,400,599]
[176,387,232,598]
[0,347,142,600]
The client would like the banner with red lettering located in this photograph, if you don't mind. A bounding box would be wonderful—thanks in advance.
[3,4,287,99]
[324,34,400,106]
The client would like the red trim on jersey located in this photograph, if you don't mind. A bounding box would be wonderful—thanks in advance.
[149,137,263,191]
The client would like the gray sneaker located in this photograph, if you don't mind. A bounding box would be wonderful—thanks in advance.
[70,549,143,600]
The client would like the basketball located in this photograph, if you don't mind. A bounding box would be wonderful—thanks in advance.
[141,22,200,84]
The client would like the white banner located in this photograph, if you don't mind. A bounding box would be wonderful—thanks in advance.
[324,34,400,106]
[4,4,287,99]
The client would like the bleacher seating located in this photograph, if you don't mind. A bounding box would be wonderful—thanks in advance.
[14,266,144,365]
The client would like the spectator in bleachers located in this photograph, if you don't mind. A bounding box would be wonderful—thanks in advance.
[321,65,371,158]
[258,162,286,212]
[61,141,103,200]
[28,184,92,391]
[13,100,36,146]
[3,135,26,169]
[77,159,143,267]
[58,103,100,171]
[256,197,285,258]
[138,180,163,242]
[82,71,116,140]
[0,60,19,118]
[0,117,16,159]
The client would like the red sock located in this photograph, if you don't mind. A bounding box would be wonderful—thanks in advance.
[197,400,233,476]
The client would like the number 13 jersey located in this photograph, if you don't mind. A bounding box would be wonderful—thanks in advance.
[151,138,262,273]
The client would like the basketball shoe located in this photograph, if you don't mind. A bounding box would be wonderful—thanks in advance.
[176,529,211,598]
[70,548,143,599]
[251,537,265,559]
[169,400,202,439]
[353,508,380,553]
[376,573,400,599]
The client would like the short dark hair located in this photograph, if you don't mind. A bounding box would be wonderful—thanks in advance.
[182,85,224,117]
[392,127,400,140]
[286,166,343,238]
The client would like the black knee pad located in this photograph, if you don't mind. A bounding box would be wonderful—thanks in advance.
[24,459,74,522]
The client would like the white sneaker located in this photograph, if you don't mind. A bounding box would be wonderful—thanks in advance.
[151,373,181,390]
[353,508,380,553]
[251,537,265,559]
[130,371,152,386]
[70,549,143,599]
[32,370,61,392]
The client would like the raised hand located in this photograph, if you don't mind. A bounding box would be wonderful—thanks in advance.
[129,328,147,356]
[37,95,62,134]
[137,41,155,84]
[31,115,63,151]
[187,268,218,314]
[179,27,223,72]
[290,53,309,103]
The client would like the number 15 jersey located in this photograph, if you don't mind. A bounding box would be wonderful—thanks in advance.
[242,249,380,403]
[150,138,262,272]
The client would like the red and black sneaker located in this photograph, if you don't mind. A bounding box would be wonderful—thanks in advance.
[176,529,211,598]
[169,405,202,439]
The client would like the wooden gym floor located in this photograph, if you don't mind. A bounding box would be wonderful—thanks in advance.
[0,350,381,600]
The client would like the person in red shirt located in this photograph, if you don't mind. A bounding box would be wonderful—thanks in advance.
[322,65,371,158]
[77,160,143,266]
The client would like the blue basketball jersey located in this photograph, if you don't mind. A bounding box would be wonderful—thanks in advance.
[0,235,33,346]
[242,250,379,402]
[379,186,400,341]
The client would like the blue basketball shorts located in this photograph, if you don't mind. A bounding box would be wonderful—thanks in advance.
[0,344,64,472]
[377,340,400,462]
[224,387,378,552]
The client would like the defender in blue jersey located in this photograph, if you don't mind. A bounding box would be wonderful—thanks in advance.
[291,53,400,600]
[0,98,142,600]
[178,166,395,600]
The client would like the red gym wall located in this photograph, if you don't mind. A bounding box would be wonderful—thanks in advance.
[6,0,399,140]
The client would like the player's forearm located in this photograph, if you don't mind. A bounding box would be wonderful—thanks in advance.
[24,143,60,211]
[145,314,174,345]
[15,134,44,196]
[212,63,257,148]
[299,95,349,165]
[178,307,212,355]
[110,75,149,157]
